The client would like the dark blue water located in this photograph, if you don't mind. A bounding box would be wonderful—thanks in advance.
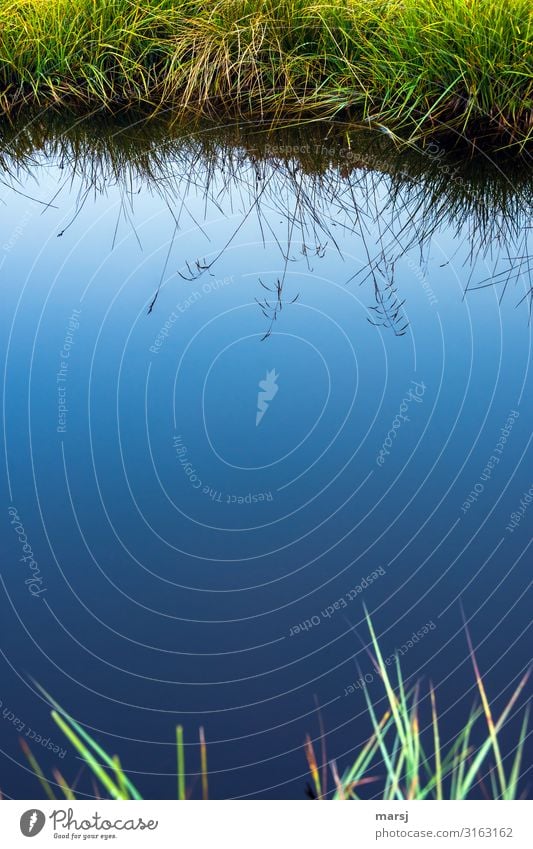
[1,129,531,799]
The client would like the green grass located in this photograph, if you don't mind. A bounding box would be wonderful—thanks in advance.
[19,614,530,801]
[305,612,530,800]
[24,684,207,800]
[0,0,531,148]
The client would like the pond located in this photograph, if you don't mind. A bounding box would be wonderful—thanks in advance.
[1,117,532,800]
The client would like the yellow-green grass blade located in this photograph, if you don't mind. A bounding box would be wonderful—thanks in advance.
[304,735,322,800]
[459,671,530,800]
[34,684,143,801]
[52,768,76,800]
[505,706,530,800]
[51,711,125,800]
[335,710,393,799]
[394,653,415,769]
[112,755,131,800]
[387,745,406,801]
[384,731,402,799]
[362,681,405,799]
[177,725,186,801]
[364,609,409,754]
[199,726,209,801]
[407,707,420,800]
[19,738,56,800]
[464,618,507,796]
[430,685,442,800]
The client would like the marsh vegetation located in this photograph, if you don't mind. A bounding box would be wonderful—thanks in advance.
[0,0,531,150]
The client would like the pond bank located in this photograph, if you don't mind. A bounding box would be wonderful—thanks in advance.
[0,0,531,151]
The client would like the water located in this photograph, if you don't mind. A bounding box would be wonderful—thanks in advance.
[1,118,531,799]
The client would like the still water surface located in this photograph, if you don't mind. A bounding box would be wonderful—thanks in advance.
[1,120,531,799]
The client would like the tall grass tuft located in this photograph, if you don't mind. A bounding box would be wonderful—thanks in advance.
[23,684,206,800]
[305,612,530,800]
[19,611,530,801]
[0,0,531,147]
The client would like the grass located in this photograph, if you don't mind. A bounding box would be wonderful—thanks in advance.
[17,614,530,800]
[0,0,531,148]
[23,684,206,800]
[305,613,530,800]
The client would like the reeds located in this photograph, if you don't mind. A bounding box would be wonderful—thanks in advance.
[305,613,530,800]
[0,0,531,148]
[19,612,529,801]
[21,685,209,800]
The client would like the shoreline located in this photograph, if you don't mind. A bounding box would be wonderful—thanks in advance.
[0,0,531,152]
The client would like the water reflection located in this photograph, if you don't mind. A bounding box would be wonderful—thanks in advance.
[1,114,532,333]
[0,114,531,800]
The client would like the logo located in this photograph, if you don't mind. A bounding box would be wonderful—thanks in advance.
[256,369,279,426]
[20,810,46,837]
